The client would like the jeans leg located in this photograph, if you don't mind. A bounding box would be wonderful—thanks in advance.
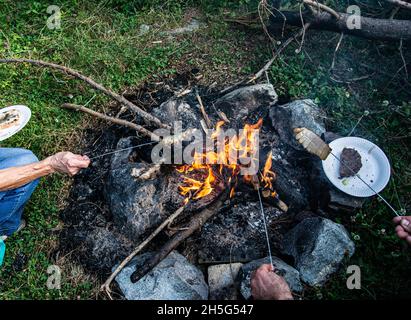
[0,148,39,236]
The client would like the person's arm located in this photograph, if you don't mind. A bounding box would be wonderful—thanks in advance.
[251,264,294,300]
[0,152,90,192]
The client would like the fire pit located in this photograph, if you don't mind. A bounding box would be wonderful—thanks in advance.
[60,75,360,300]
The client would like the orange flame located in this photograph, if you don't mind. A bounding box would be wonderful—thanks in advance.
[177,119,277,203]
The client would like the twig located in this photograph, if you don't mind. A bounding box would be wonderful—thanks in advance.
[100,205,186,299]
[249,22,311,83]
[61,103,160,141]
[196,93,212,129]
[303,0,341,19]
[0,58,170,129]
[130,190,228,283]
[385,0,411,10]
[330,32,344,71]
[399,38,409,80]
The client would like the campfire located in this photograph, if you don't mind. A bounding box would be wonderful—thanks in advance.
[176,119,276,205]
[56,73,363,300]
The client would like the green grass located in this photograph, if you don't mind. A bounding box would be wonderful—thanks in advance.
[0,0,410,299]
[0,0,191,299]
[0,0,265,299]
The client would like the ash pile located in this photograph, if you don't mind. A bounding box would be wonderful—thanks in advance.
[60,77,360,300]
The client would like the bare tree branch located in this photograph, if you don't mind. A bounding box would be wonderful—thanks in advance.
[0,58,170,129]
[61,103,160,141]
[386,0,411,10]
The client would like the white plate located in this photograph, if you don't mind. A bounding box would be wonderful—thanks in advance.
[322,137,391,198]
[0,105,31,142]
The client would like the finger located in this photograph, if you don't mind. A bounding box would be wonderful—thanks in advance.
[259,264,273,272]
[395,225,404,233]
[68,158,90,169]
[400,219,411,233]
[393,216,403,225]
[396,229,409,239]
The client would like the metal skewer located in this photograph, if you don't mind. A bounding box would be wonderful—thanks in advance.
[87,141,157,160]
[256,185,274,269]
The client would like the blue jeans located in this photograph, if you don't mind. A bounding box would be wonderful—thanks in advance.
[0,148,39,236]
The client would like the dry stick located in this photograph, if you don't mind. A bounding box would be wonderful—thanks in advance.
[101,205,186,298]
[386,0,411,10]
[330,32,344,71]
[0,58,170,129]
[249,22,312,83]
[220,22,311,95]
[61,103,160,142]
[303,0,341,20]
[130,190,228,283]
[196,93,212,129]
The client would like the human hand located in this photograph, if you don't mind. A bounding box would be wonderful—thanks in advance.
[47,152,90,176]
[251,264,293,300]
[393,216,411,245]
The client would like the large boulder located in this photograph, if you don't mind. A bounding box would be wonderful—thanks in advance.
[208,263,243,300]
[269,99,326,150]
[151,98,201,130]
[115,251,209,300]
[282,217,355,286]
[214,84,278,126]
[240,256,303,299]
[106,137,182,242]
[198,202,284,263]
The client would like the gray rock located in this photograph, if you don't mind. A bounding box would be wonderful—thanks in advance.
[215,84,278,126]
[139,24,150,35]
[282,217,355,286]
[115,251,209,300]
[208,263,243,300]
[151,98,201,130]
[240,256,303,299]
[270,99,326,150]
[199,202,284,263]
[106,137,183,242]
[163,18,202,36]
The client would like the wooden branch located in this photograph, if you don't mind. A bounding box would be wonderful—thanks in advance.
[130,190,228,283]
[61,103,160,141]
[100,205,186,299]
[249,22,311,83]
[196,93,212,129]
[386,0,411,10]
[220,21,311,94]
[0,58,170,129]
[303,0,341,20]
[269,10,411,42]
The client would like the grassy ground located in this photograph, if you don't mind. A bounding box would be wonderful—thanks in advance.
[0,0,410,299]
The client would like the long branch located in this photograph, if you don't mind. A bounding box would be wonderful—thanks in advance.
[100,205,186,299]
[0,58,170,129]
[61,103,160,141]
[386,0,411,10]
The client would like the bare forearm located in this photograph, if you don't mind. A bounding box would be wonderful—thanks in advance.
[0,158,55,191]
